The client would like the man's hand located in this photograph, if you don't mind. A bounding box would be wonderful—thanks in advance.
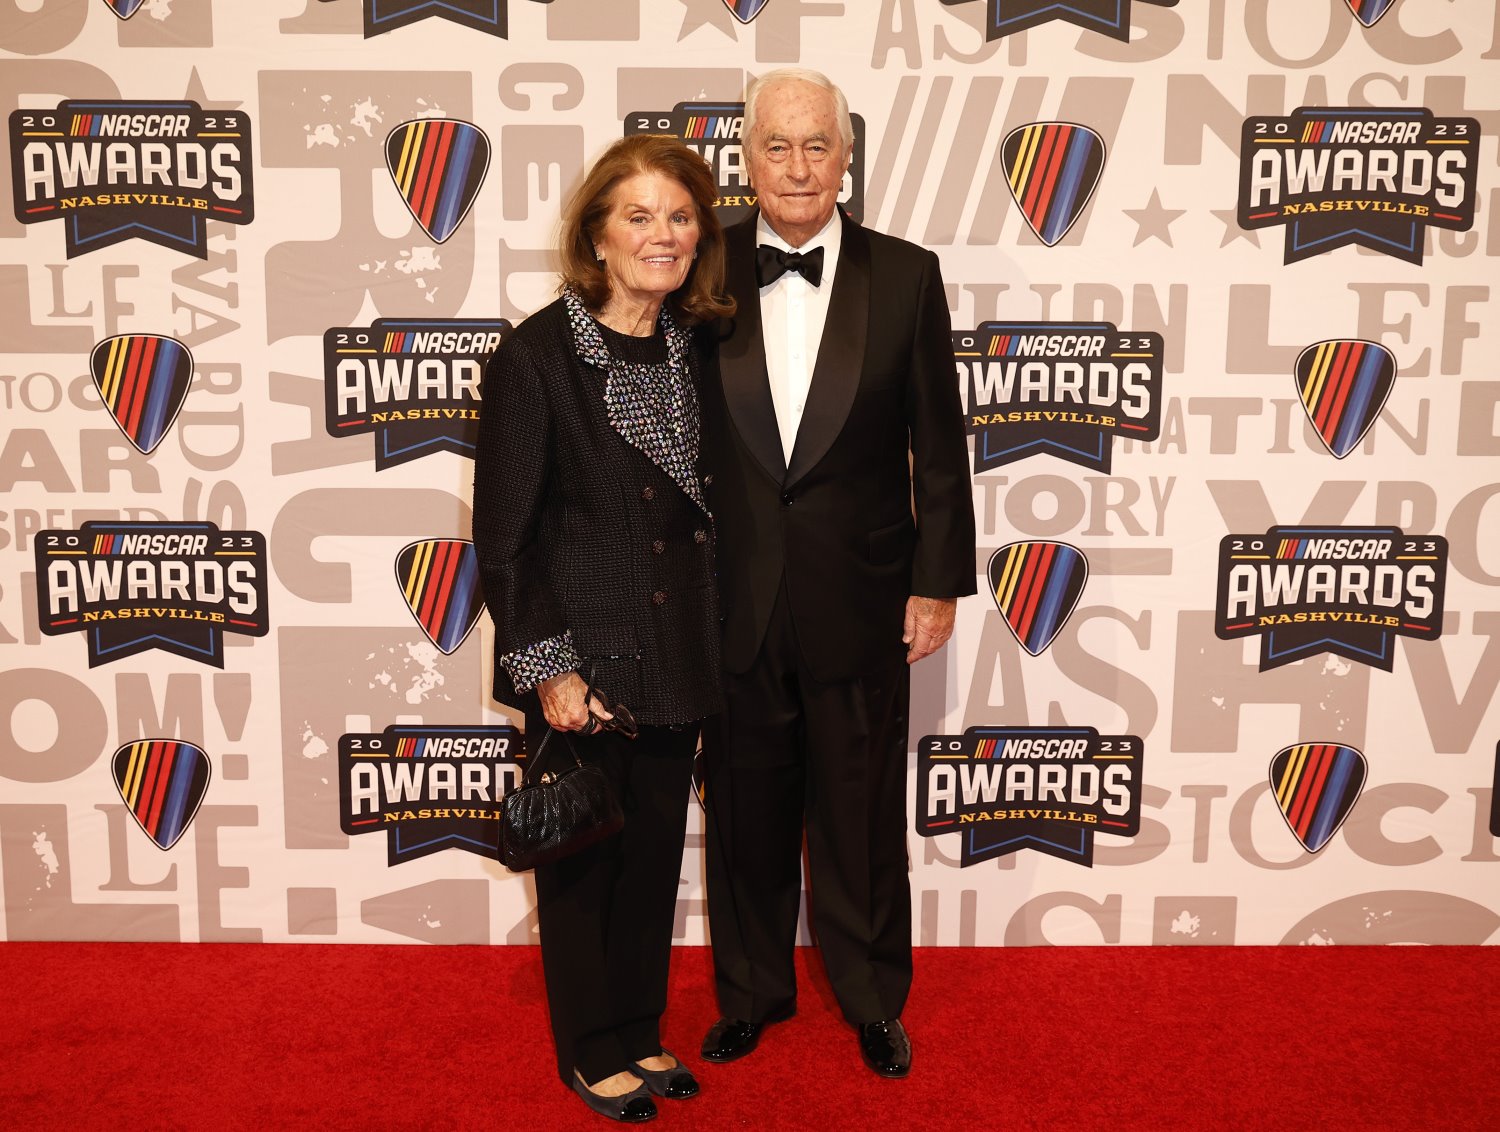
[538,671,613,732]
[903,596,957,664]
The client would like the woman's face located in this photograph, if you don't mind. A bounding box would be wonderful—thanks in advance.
[592,171,701,309]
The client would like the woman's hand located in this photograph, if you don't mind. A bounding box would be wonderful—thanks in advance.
[537,671,613,733]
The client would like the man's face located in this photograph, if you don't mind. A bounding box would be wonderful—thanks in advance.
[746,79,850,248]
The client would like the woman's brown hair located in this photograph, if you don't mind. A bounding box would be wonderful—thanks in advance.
[559,134,735,325]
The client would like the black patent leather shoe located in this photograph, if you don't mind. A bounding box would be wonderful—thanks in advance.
[570,1070,658,1123]
[700,1003,795,1063]
[858,1018,912,1078]
[629,1049,699,1099]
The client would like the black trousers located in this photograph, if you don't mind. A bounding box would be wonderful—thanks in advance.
[524,706,699,1084]
[704,583,912,1026]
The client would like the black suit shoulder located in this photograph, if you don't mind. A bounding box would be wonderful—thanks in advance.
[860,221,937,264]
[484,294,569,384]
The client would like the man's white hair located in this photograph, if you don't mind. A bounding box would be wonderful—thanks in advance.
[742,67,854,152]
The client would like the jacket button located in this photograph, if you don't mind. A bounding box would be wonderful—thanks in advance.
[651,539,665,554]
[693,529,707,544]
[641,486,655,501]
[780,491,794,506]
[651,590,667,605]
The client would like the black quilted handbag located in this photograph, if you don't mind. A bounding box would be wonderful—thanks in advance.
[499,726,623,871]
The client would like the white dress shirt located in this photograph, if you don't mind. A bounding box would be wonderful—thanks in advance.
[757,210,843,465]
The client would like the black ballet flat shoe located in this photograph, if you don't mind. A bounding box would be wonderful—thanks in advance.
[570,1070,658,1123]
[629,1049,699,1099]
[858,1018,912,1078]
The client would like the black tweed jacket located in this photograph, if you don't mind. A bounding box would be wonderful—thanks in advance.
[472,295,723,726]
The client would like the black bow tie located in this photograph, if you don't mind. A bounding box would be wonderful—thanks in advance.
[756,244,825,287]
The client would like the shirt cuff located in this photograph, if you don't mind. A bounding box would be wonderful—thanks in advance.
[499,631,581,694]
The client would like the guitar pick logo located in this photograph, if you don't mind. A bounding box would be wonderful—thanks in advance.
[1345,0,1399,27]
[723,0,769,21]
[102,0,146,17]
[113,740,211,850]
[395,539,484,654]
[1270,743,1367,853]
[91,335,194,454]
[988,541,1088,656]
[384,119,490,243]
[1002,122,1105,245]
[1295,339,1397,459]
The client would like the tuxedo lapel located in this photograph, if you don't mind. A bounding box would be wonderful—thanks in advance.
[719,216,787,483]
[785,211,868,488]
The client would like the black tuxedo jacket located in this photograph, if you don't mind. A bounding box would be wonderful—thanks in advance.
[702,211,976,682]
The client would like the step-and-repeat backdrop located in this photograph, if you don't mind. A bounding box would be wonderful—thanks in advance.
[2,0,1497,945]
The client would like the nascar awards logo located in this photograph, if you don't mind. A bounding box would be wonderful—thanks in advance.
[1237,106,1479,265]
[1270,742,1366,854]
[939,0,1179,42]
[91,334,194,455]
[395,539,484,654]
[325,318,508,468]
[384,118,490,243]
[11,100,253,259]
[340,724,523,863]
[916,726,1143,866]
[1001,122,1105,245]
[36,521,270,667]
[1295,339,1397,459]
[989,541,1088,656]
[112,740,212,851]
[1215,526,1446,672]
[623,102,865,226]
[958,322,1161,472]
[361,0,511,37]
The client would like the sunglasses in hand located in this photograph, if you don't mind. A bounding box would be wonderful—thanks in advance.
[583,683,639,739]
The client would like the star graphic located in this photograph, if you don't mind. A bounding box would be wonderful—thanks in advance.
[677,0,737,38]
[183,66,243,113]
[1212,206,1259,248]
[1124,189,1185,247]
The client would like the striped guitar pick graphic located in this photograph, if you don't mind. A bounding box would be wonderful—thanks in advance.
[395,539,484,654]
[988,541,1088,656]
[101,0,147,17]
[91,335,194,454]
[113,740,211,851]
[1001,122,1105,246]
[723,0,770,20]
[385,119,491,244]
[1345,0,1398,27]
[1295,339,1396,459]
[1270,743,1367,853]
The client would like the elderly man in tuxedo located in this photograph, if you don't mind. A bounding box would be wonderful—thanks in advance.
[700,68,976,1079]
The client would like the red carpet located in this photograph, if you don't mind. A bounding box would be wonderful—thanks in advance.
[3,943,1494,1130]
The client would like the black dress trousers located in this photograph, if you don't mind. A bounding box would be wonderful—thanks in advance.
[524,704,699,1085]
[704,582,913,1027]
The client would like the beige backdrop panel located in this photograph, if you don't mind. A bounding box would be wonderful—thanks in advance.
[1,0,1496,944]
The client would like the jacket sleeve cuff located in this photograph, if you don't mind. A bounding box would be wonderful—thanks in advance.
[499,631,581,693]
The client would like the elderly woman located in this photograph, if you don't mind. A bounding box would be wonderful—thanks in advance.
[472,134,733,1123]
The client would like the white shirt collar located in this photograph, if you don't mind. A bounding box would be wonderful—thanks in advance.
[755,208,843,260]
